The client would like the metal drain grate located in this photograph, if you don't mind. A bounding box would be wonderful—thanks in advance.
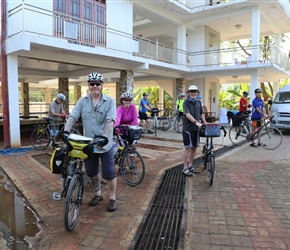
[130,145,237,250]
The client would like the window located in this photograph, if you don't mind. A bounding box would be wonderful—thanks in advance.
[54,0,106,46]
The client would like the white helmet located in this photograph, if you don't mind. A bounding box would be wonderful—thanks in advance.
[120,92,133,99]
[87,72,104,83]
[187,85,198,92]
[57,93,66,101]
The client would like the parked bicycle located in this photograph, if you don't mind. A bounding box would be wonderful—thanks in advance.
[57,132,108,232]
[30,117,82,150]
[149,108,169,136]
[157,109,181,133]
[229,115,283,149]
[113,125,145,186]
[196,124,227,186]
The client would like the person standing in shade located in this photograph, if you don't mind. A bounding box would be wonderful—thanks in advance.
[239,91,252,112]
[64,72,117,212]
[182,85,207,176]
[175,93,185,132]
[250,88,268,147]
[139,92,153,134]
[48,93,67,147]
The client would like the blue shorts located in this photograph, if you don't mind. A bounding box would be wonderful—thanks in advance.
[182,131,200,148]
[84,145,116,180]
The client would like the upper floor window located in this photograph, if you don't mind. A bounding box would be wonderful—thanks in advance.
[54,0,106,46]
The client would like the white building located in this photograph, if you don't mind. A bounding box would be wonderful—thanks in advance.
[1,0,290,147]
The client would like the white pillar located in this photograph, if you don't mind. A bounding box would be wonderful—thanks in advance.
[250,69,259,103]
[275,34,281,64]
[273,82,279,98]
[252,7,260,62]
[177,25,186,65]
[7,54,21,147]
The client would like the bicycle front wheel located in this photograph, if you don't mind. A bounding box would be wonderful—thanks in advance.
[30,126,50,150]
[207,154,215,186]
[120,149,145,186]
[229,125,249,146]
[260,126,283,150]
[64,174,83,232]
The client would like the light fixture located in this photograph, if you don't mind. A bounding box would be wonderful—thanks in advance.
[235,24,242,29]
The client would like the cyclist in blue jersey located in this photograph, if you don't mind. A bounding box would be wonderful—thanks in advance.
[250,88,269,147]
[139,93,153,134]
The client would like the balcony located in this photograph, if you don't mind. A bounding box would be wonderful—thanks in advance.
[6,3,290,73]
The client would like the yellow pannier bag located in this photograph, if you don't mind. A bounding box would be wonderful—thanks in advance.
[67,140,91,159]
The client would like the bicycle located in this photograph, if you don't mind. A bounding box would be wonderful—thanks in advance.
[113,125,145,186]
[57,132,108,232]
[30,117,82,150]
[149,108,168,136]
[229,115,283,150]
[197,124,227,186]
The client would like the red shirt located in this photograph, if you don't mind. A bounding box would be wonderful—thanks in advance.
[239,97,248,112]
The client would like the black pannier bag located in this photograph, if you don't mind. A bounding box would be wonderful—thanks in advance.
[50,146,67,174]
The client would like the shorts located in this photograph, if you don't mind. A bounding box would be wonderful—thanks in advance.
[252,119,262,127]
[139,111,149,121]
[84,145,116,180]
[178,111,183,118]
[182,130,200,149]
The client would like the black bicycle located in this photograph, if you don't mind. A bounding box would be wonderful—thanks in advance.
[114,126,145,186]
[199,125,227,186]
[58,132,108,232]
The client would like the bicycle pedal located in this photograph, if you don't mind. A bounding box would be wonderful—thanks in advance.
[53,192,61,201]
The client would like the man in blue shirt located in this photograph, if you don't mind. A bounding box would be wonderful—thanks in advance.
[250,88,269,147]
[139,93,153,134]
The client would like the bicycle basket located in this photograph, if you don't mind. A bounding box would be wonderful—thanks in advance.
[125,125,143,141]
[232,115,245,126]
[67,140,91,159]
[50,146,67,174]
[200,124,220,137]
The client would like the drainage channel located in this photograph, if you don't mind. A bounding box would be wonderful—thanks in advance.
[0,168,41,250]
[130,144,238,250]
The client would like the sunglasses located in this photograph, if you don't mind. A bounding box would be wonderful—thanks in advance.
[89,82,102,87]
[189,90,198,93]
[123,99,132,102]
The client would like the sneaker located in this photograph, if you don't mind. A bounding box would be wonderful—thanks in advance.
[148,130,154,134]
[182,168,193,176]
[250,143,258,148]
[107,199,117,212]
[141,131,145,134]
[258,142,267,146]
[89,195,103,207]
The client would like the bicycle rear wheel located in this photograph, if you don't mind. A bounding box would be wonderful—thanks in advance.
[259,126,283,150]
[229,125,249,146]
[30,126,50,150]
[159,118,170,131]
[120,149,145,186]
[207,154,215,186]
[64,174,83,232]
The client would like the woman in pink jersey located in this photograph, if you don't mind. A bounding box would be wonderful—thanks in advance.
[115,92,139,145]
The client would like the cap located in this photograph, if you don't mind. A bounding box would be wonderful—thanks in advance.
[243,91,249,96]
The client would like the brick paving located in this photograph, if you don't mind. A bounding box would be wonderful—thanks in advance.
[0,128,290,249]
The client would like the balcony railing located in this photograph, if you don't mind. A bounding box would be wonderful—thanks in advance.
[7,3,290,72]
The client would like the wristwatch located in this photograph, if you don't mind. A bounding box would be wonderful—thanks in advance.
[193,120,197,124]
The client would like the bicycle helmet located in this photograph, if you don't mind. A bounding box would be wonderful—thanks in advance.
[254,88,262,93]
[187,85,198,92]
[57,93,66,101]
[143,92,148,96]
[243,91,249,96]
[120,92,133,100]
[87,72,104,83]
[180,93,185,97]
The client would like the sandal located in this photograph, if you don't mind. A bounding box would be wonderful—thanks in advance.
[182,168,193,176]
[250,143,258,147]
[188,166,200,174]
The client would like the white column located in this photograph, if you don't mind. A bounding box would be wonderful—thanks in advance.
[273,82,279,98]
[177,25,186,65]
[7,54,21,147]
[275,34,281,64]
[250,70,259,103]
[252,7,260,62]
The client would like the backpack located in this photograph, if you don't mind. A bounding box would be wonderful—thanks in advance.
[50,146,67,174]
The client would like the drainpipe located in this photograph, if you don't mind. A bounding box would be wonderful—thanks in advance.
[1,0,11,148]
